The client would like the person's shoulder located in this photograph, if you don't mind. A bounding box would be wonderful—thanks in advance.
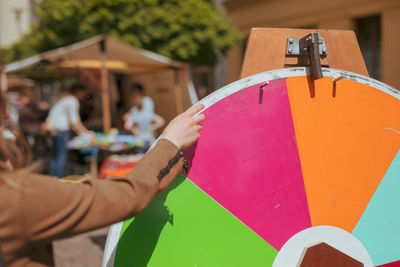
[64,95,78,102]
[54,95,74,105]
[63,95,79,106]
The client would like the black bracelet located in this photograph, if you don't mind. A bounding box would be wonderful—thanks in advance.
[157,151,186,181]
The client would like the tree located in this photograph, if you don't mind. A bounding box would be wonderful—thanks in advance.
[6,0,242,65]
[0,48,7,64]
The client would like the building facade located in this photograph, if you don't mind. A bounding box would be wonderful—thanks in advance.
[223,0,400,90]
[0,0,38,48]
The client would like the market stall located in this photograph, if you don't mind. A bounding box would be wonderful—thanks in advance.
[4,35,197,133]
[4,35,198,177]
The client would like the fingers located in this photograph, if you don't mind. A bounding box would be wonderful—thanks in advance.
[193,113,205,123]
[196,124,203,131]
[185,104,205,117]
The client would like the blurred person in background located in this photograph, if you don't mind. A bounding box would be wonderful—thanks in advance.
[5,91,28,124]
[19,97,50,162]
[43,84,90,178]
[0,81,205,266]
[123,83,165,153]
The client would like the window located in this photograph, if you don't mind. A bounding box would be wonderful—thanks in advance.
[355,15,381,80]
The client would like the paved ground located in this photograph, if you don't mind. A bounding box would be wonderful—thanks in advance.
[53,227,109,267]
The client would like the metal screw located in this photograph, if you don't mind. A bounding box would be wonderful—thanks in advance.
[289,38,293,44]
[302,47,307,51]
[322,48,327,54]
[288,48,293,54]
[319,38,323,44]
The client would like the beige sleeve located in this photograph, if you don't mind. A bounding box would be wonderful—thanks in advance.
[20,138,183,243]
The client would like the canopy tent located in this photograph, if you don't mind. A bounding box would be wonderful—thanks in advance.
[7,76,35,88]
[5,35,187,74]
[4,35,198,132]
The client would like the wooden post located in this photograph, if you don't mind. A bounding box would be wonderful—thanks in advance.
[240,28,369,79]
[100,38,111,133]
[173,68,184,114]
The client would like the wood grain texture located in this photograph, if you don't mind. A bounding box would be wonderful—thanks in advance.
[299,242,363,267]
[240,28,368,78]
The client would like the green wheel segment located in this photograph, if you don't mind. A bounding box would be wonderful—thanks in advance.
[114,174,277,266]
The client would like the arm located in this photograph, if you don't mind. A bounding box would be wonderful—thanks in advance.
[123,109,136,131]
[21,104,205,243]
[124,116,134,131]
[71,121,89,135]
[21,138,181,243]
[42,110,55,135]
[68,97,88,135]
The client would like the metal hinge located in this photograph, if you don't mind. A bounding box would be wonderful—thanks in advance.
[286,33,328,80]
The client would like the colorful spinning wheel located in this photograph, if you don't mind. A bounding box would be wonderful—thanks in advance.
[103,68,400,267]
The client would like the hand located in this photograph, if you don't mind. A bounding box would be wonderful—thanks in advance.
[86,131,96,138]
[41,122,55,136]
[124,120,133,131]
[162,104,205,149]
[122,112,130,122]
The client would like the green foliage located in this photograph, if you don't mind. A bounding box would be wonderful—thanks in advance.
[0,48,7,64]
[6,0,242,65]
[3,33,38,63]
